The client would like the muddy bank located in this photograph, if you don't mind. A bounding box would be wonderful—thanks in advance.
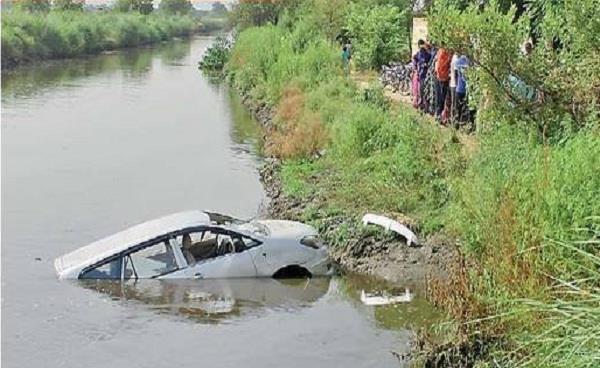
[238,92,459,289]
[261,159,459,286]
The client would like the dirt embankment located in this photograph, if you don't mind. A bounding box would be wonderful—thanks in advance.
[240,93,460,289]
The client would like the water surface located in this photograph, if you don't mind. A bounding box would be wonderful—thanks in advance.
[2,37,435,368]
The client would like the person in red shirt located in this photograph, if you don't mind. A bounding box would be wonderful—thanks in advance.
[435,47,453,122]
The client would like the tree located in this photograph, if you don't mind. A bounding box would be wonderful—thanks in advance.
[113,0,153,14]
[345,3,410,68]
[53,0,84,11]
[230,0,299,29]
[310,0,349,41]
[159,0,192,14]
[13,0,51,12]
[211,2,227,14]
[113,0,132,12]
[138,0,153,14]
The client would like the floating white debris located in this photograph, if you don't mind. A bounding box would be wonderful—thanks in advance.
[197,298,235,314]
[360,288,413,306]
[362,213,418,246]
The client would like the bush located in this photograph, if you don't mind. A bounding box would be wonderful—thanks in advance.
[345,2,409,68]
[198,36,232,72]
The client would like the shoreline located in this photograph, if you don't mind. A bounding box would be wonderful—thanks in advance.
[1,30,227,71]
[239,91,460,289]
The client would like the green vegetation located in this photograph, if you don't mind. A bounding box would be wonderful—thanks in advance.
[198,36,231,73]
[12,0,52,13]
[221,0,600,365]
[1,10,200,67]
[345,2,409,68]
[0,0,234,68]
[159,0,192,15]
[53,0,85,12]
[113,0,154,14]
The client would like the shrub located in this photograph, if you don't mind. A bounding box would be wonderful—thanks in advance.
[345,2,409,68]
[198,36,232,72]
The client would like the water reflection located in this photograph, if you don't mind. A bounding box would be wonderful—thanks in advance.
[80,278,330,324]
[79,273,440,331]
[228,89,263,155]
[1,38,192,102]
[336,272,442,331]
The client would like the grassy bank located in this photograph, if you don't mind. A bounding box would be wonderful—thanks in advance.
[218,0,600,365]
[1,10,201,68]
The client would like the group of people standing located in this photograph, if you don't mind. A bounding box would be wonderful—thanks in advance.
[412,39,472,126]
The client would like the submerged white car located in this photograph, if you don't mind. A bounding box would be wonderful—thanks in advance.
[55,211,331,280]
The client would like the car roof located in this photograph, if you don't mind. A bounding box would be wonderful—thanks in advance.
[56,210,210,277]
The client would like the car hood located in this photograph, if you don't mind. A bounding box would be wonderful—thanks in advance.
[254,220,317,240]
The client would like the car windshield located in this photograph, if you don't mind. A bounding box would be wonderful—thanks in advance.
[236,221,269,237]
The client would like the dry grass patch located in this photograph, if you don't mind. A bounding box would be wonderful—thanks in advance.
[267,111,329,159]
[276,86,305,123]
[266,86,329,159]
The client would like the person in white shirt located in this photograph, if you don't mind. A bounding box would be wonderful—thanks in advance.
[449,53,459,122]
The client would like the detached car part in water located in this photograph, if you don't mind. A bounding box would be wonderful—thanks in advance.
[361,213,418,246]
[55,211,331,280]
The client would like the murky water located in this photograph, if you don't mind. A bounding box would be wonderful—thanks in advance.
[2,37,437,367]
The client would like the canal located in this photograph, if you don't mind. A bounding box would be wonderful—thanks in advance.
[1,36,436,368]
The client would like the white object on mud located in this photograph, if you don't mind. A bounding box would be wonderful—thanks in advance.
[361,213,418,246]
[360,288,413,306]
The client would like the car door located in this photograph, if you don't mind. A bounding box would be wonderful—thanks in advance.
[185,230,257,279]
[245,244,277,277]
[187,251,256,279]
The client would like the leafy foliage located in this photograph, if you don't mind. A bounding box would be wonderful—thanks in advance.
[429,0,600,138]
[13,0,51,12]
[345,2,409,68]
[198,36,232,72]
[53,0,84,11]
[230,0,301,30]
[113,0,154,14]
[159,0,192,15]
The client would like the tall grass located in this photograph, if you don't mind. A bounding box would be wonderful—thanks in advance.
[501,223,600,368]
[1,10,200,67]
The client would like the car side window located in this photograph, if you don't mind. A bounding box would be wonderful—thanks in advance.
[175,229,261,264]
[80,257,122,279]
[124,240,178,279]
[240,236,261,250]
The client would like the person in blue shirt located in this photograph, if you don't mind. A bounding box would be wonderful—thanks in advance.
[415,39,431,112]
[454,54,470,124]
[342,45,351,74]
